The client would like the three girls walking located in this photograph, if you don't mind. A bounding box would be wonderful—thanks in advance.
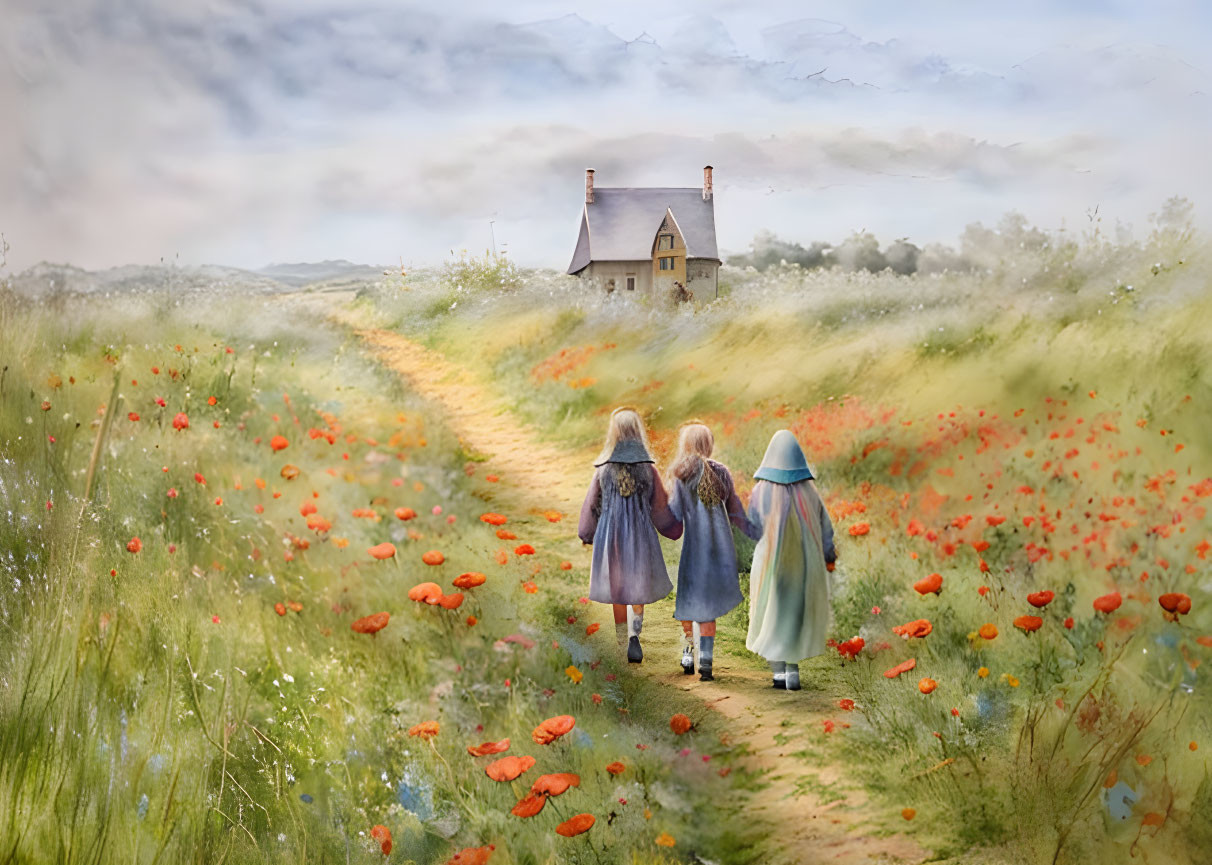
[578,408,836,689]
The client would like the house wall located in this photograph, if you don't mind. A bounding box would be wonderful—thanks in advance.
[582,261,651,295]
[685,258,719,301]
[651,213,687,297]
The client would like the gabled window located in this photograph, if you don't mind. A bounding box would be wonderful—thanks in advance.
[657,234,674,251]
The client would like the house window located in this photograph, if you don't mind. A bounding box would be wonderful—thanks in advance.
[658,234,674,251]
[658,257,675,271]
[626,275,636,291]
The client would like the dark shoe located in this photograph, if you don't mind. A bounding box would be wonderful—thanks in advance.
[699,663,714,682]
[681,647,694,675]
[772,677,786,689]
[786,666,801,691]
[627,636,643,663]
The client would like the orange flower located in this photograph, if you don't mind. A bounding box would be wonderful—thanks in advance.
[306,514,332,533]
[532,715,576,745]
[560,561,573,570]
[368,542,396,560]
[408,582,444,604]
[884,658,917,679]
[280,464,300,480]
[494,550,509,565]
[669,713,692,735]
[1142,812,1165,828]
[521,581,538,594]
[352,612,390,634]
[422,550,445,566]
[126,537,142,554]
[901,808,916,821]
[848,522,870,536]
[585,623,600,636]
[408,721,440,739]
[555,814,595,837]
[287,601,302,612]
[914,573,943,595]
[1027,590,1055,608]
[918,678,937,694]
[1093,592,1123,614]
[445,846,496,865]
[467,738,510,757]
[369,824,392,856]
[511,792,547,818]
[438,592,465,611]
[531,773,580,796]
[485,754,536,782]
[496,529,517,540]
[274,602,287,616]
[655,833,676,847]
[270,435,289,452]
[172,412,189,431]
[480,513,507,526]
[514,544,536,556]
[453,572,486,589]
[605,761,626,776]
[1159,592,1192,621]
[394,507,417,521]
[1014,615,1043,633]
[978,623,998,640]
[891,619,932,639]
[544,510,563,523]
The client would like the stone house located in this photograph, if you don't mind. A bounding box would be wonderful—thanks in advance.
[566,166,720,299]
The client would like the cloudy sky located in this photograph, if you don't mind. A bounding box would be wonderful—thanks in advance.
[2,0,1210,271]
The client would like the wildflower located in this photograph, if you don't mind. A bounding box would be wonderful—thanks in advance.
[848,522,870,536]
[511,792,547,818]
[1027,590,1055,608]
[605,761,625,775]
[421,550,445,566]
[445,846,496,865]
[914,573,943,595]
[352,612,390,634]
[439,593,464,610]
[565,665,583,684]
[468,738,510,757]
[1003,674,1020,687]
[466,615,477,626]
[126,537,142,554]
[453,572,486,588]
[280,464,300,480]
[1014,615,1043,633]
[1159,592,1192,622]
[486,474,500,483]
[1093,592,1123,613]
[918,678,937,694]
[544,511,563,523]
[655,833,676,847]
[207,396,217,406]
[555,814,594,837]
[902,808,916,820]
[486,755,535,782]
[270,435,289,451]
[592,693,602,704]
[838,699,855,710]
[531,773,580,796]
[358,542,396,562]
[532,715,576,745]
[951,707,960,717]
[561,561,573,570]
[522,581,538,593]
[514,544,536,556]
[408,721,440,739]
[369,825,392,856]
[884,658,916,679]
[407,583,443,604]
[172,412,189,430]
[1064,617,1074,629]
[395,507,417,521]
[306,514,331,532]
[669,713,693,735]
[585,623,600,636]
[892,619,932,639]
[127,411,140,422]
[496,529,517,540]
[275,603,286,616]
[978,623,998,640]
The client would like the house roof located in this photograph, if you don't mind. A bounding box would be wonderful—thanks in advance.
[567,187,718,274]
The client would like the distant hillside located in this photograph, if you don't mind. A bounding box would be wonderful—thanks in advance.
[257,260,385,287]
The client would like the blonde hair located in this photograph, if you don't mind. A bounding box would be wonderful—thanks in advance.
[670,422,725,506]
[595,406,652,464]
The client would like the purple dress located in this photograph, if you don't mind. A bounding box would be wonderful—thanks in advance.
[669,460,760,622]
[578,461,682,605]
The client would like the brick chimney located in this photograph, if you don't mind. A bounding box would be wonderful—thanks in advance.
[703,165,713,201]
[585,168,595,204]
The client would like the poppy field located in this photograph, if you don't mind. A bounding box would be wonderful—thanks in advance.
[356,219,1212,863]
[0,290,762,864]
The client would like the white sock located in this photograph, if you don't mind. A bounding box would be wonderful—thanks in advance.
[627,607,643,638]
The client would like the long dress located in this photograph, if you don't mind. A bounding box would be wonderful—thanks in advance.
[669,459,760,622]
[578,462,682,605]
[745,478,836,663]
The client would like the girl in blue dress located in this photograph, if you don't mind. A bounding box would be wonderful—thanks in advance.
[667,423,759,681]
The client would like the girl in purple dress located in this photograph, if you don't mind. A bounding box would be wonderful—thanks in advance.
[578,408,682,663]
[667,423,760,681]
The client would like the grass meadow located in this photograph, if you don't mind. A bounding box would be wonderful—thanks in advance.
[354,216,1212,864]
[0,289,759,864]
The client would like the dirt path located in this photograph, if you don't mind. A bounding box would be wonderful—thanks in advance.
[317,297,928,864]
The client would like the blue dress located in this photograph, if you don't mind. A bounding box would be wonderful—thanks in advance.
[669,460,760,622]
[578,461,682,605]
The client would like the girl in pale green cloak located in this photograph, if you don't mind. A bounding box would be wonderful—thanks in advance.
[745,430,837,691]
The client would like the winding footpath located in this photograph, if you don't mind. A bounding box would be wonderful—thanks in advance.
[309,292,929,865]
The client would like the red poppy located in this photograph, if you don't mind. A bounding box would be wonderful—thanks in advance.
[172,412,189,430]
[480,513,507,526]
[531,773,580,796]
[445,846,496,865]
[848,522,871,536]
[270,435,289,452]
[560,561,573,570]
[511,792,547,818]
[1014,615,1043,633]
[914,573,943,595]
[408,721,440,739]
[1093,592,1123,614]
[918,678,937,694]
[126,537,142,554]
[274,603,287,616]
[467,738,510,757]
[453,572,486,589]
[1027,591,1055,608]
[485,755,536,782]
[395,507,417,521]
[369,824,392,856]
[669,713,692,735]
[128,411,140,422]
[1159,592,1192,622]
[585,623,600,636]
[837,636,865,659]
[438,592,464,611]
[368,543,396,560]
[422,550,445,566]
[884,658,917,679]
[532,715,576,745]
[605,761,625,775]
[891,619,932,639]
[408,583,444,604]
[838,699,855,711]
[280,464,300,480]
[555,814,595,837]
[351,612,390,634]
[514,544,536,556]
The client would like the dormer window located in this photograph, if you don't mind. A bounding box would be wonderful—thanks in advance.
[657,234,674,251]
[658,257,675,271]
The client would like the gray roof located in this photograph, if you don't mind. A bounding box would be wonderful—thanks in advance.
[567,187,718,274]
